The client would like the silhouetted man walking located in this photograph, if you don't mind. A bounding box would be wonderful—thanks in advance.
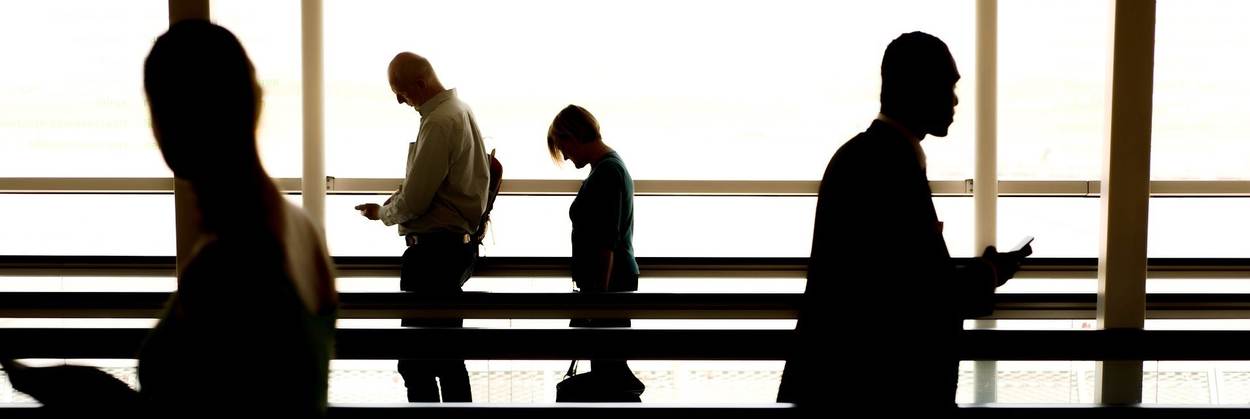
[779,32,1028,412]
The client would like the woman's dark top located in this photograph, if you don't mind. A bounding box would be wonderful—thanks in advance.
[569,151,638,292]
[138,209,336,418]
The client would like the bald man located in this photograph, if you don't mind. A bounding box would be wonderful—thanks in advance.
[356,52,489,403]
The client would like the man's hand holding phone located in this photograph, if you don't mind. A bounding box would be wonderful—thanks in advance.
[1008,236,1034,258]
[982,236,1033,286]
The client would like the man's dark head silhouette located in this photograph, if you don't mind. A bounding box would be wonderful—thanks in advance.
[144,20,262,182]
[879,31,961,139]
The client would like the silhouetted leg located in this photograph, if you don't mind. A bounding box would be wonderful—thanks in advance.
[399,317,469,402]
[397,354,440,402]
[584,318,642,396]
[398,242,440,403]
[776,359,800,403]
[435,359,472,402]
[398,239,476,403]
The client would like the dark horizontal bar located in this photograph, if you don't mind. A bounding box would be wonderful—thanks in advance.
[4,403,1250,419]
[958,329,1250,361]
[323,404,1250,419]
[5,328,1250,361]
[309,291,798,319]
[321,403,1250,419]
[6,255,1250,276]
[0,292,800,319]
[0,256,815,277]
[338,256,814,277]
[0,328,795,360]
[339,404,801,419]
[10,292,1250,320]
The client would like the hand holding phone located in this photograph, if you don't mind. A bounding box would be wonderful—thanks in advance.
[1009,236,1034,257]
[982,236,1033,287]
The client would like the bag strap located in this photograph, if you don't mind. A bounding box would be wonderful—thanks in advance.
[564,360,579,378]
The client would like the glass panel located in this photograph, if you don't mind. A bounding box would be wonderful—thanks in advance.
[997,0,1111,180]
[1143,361,1250,405]
[0,1,170,177]
[1148,198,1250,258]
[967,319,1095,331]
[211,0,303,178]
[0,277,175,293]
[327,195,973,258]
[0,194,174,256]
[1147,320,1250,331]
[1146,279,1250,294]
[0,319,158,328]
[998,197,1099,258]
[19,359,1242,405]
[956,361,1096,404]
[323,0,976,181]
[1152,0,1250,180]
[0,359,784,404]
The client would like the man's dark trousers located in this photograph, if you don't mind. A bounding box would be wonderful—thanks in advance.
[397,232,476,402]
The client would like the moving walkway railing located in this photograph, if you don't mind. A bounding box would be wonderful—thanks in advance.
[7,291,1250,320]
[3,327,1250,361]
[6,256,1250,278]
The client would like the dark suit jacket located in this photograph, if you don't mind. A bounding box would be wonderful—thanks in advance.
[778,120,997,409]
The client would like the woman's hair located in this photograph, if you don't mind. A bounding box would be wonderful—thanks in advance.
[546,104,601,162]
[145,20,281,237]
[144,19,261,181]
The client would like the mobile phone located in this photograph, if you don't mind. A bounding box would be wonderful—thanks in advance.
[1009,236,1035,256]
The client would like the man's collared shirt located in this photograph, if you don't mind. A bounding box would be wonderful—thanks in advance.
[380,89,490,236]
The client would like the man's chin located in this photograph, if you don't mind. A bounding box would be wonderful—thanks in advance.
[930,121,954,137]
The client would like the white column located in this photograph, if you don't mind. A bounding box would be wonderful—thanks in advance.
[169,0,210,277]
[1096,0,1155,405]
[301,0,327,229]
[972,0,999,404]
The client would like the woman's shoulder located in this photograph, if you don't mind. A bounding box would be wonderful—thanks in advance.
[590,152,632,183]
[278,201,339,313]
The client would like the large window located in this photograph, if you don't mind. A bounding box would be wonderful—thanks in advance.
[0,1,170,177]
[5,2,1250,408]
[0,194,174,256]
[997,0,1110,180]
[327,195,975,257]
[322,0,977,181]
[998,197,1099,258]
[1148,198,1250,258]
[211,0,304,178]
[1114,0,1250,258]
[1152,0,1250,180]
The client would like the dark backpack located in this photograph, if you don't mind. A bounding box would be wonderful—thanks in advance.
[472,149,503,245]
